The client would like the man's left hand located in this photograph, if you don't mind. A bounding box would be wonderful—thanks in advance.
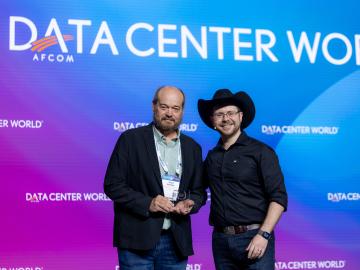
[246,234,268,259]
[173,199,194,215]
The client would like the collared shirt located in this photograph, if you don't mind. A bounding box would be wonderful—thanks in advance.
[153,125,182,229]
[153,125,182,177]
[204,131,288,227]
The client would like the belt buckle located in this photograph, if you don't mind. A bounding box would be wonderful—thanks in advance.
[224,226,235,234]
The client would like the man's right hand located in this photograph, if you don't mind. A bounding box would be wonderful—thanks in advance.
[173,199,195,215]
[149,195,174,213]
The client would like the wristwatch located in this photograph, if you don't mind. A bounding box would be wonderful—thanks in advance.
[257,229,272,240]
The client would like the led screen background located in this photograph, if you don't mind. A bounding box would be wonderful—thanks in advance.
[1,1,359,269]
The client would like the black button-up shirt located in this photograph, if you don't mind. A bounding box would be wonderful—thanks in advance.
[204,132,288,227]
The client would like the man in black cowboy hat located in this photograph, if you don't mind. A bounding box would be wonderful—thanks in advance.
[198,89,287,270]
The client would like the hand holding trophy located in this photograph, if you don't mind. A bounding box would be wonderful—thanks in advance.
[173,191,194,215]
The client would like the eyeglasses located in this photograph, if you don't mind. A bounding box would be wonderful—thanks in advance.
[213,111,240,119]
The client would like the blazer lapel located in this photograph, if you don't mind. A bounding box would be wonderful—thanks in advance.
[179,135,189,193]
[144,125,163,190]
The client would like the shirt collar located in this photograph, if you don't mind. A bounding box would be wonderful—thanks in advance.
[215,130,250,150]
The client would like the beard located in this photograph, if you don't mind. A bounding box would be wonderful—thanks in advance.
[153,115,182,133]
[217,120,241,137]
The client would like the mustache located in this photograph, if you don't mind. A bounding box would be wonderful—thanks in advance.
[220,120,233,125]
[161,116,175,121]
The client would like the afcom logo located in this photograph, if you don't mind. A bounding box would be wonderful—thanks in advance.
[31,35,74,63]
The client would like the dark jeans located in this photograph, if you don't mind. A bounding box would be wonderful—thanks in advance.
[118,231,188,270]
[212,229,275,270]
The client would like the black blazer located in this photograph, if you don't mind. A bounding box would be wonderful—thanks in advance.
[104,124,206,257]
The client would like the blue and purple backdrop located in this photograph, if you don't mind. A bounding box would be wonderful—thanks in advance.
[1,1,359,269]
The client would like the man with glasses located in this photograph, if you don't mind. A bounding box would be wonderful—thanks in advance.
[105,86,206,270]
[198,89,287,270]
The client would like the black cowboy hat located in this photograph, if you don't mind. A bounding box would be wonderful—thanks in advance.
[197,89,255,129]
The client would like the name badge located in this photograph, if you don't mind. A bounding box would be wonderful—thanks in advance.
[162,174,180,201]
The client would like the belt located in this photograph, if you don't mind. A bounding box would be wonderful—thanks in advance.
[215,224,260,234]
